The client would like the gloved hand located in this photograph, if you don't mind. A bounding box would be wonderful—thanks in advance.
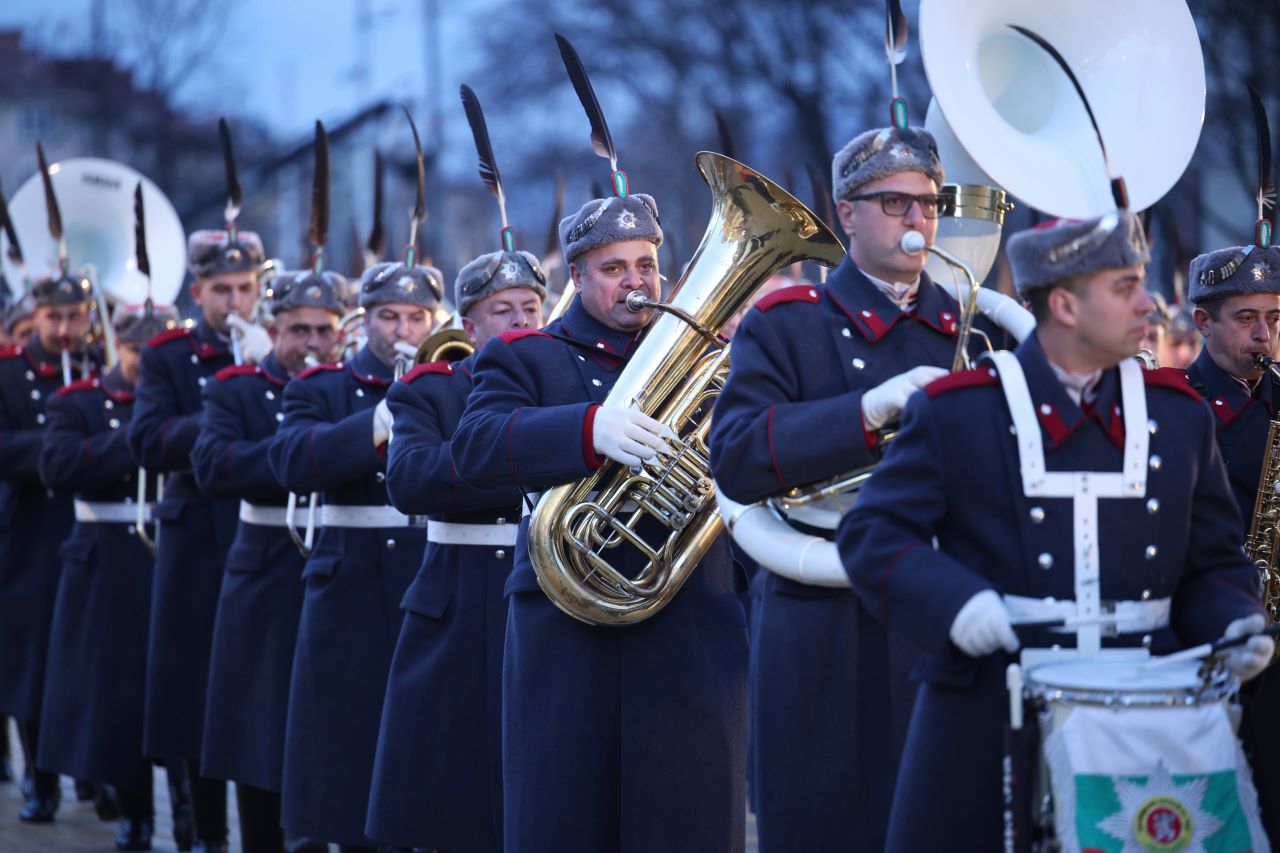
[226,314,272,365]
[949,589,1020,657]
[861,365,948,430]
[372,398,393,447]
[1222,614,1274,681]
[591,406,673,467]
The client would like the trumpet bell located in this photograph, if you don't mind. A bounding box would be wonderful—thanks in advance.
[920,0,1205,218]
[3,158,186,306]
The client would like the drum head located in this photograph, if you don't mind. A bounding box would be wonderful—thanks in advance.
[1026,657,1234,707]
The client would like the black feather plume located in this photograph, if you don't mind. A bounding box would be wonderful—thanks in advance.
[403,105,427,250]
[460,84,509,231]
[218,117,242,225]
[1011,25,1127,209]
[1248,83,1276,223]
[309,121,331,260]
[555,33,618,174]
[366,148,385,265]
[134,182,151,282]
[885,0,908,65]
[36,142,68,270]
[712,108,737,162]
[0,178,23,269]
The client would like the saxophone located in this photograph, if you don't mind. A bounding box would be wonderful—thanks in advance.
[527,151,845,626]
[1246,354,1280,626]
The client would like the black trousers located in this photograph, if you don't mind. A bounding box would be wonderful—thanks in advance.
[237,783,284,853]
[186,758,227,842]
[15,718,58,797]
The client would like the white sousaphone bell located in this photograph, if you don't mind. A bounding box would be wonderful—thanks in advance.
[2,157,186,308]
[717,0,1207,587]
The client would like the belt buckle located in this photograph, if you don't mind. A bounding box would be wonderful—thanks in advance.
[408,514,430,529]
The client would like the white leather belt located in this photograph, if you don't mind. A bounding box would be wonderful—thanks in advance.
[239,501,293,528]
[428,521,519,547]
[320,504,419,529]
[1005,594,1171,637]
[74,499,150,525]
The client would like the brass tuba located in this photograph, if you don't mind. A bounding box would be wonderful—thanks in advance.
[528,151,845,626]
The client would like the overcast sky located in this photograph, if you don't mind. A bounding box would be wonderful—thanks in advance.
[0,0,484,154]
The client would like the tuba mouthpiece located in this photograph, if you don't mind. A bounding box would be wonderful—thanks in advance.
[900,231,927,255]
[625,290,652,312]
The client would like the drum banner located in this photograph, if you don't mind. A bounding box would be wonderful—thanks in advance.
[1043,704,1269,853]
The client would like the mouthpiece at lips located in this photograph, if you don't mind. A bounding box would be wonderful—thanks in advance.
[900,231,927,255]
[625,291,652,313]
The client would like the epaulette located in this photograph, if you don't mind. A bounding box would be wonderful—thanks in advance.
[299,362,343,380]
[754,285,822,313]
[56,378,100,396]
[924,366,1000,398]
[1143,366,1203,404]
[497,329,551,344]
[147,327,191,348]
[401,360,455,383]
[0,346,21,361]
[214,364,261,383]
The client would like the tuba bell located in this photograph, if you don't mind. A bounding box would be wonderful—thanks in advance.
[528,151,845,626]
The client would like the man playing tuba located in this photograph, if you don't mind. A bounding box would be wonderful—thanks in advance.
[709,124,994,852]
[451,191,749,852]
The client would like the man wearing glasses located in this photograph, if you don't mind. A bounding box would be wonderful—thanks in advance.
[710,125,995,852]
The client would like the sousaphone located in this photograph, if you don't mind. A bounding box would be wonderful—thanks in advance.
[2,158,186,308]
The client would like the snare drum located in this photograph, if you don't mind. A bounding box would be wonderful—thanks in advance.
[1021,658,1266,853]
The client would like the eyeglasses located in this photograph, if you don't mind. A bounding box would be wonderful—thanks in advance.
[847,191,948,219]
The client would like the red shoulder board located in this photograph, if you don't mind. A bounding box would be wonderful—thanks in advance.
[148,327,191,348]
[56,378,100,396]
[0,346,21,361]
[924,366,1000,398]
[497,329,550,344]
[298,362,343,380]
[401,360,454,383]
[214,364,261,383]
[1143,366,1202,403]
[755,285,822,313]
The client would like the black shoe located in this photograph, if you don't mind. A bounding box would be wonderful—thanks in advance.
[286,840,329,853]
[75,778,97,801]
[18,791,60,823]
[115,817,154,851]
[193,841,228,853]
[95,784,121,821]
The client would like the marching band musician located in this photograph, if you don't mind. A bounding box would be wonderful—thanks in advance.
[1185,241,1280,841]
[127,227,268,853]
[366,248,547,852]
[0,266,101,823]
[37,303,177,850]
[451,191,748,852]
[709,125,989,852]
[190,269,345,853]
[267,258,438,851]
[838,211,1272,849]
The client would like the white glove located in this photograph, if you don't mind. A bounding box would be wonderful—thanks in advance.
[1222,614,1274,681]
[949,589,1020,657]
[372,398,393,447]
[226,314,272,365]
[861,365,948,431]
[591,407,673,467]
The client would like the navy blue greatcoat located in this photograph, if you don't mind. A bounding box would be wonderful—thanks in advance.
[267,344,424,847]
[190,353,304,792]
[0,337,99,721]
[838,334,1264,851]
[36,368,153,794]
[452,298,748,853]
[1187,347,1280,844]
[366,352,521,852]
[708,258,991,852]
[127,320,238,761]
